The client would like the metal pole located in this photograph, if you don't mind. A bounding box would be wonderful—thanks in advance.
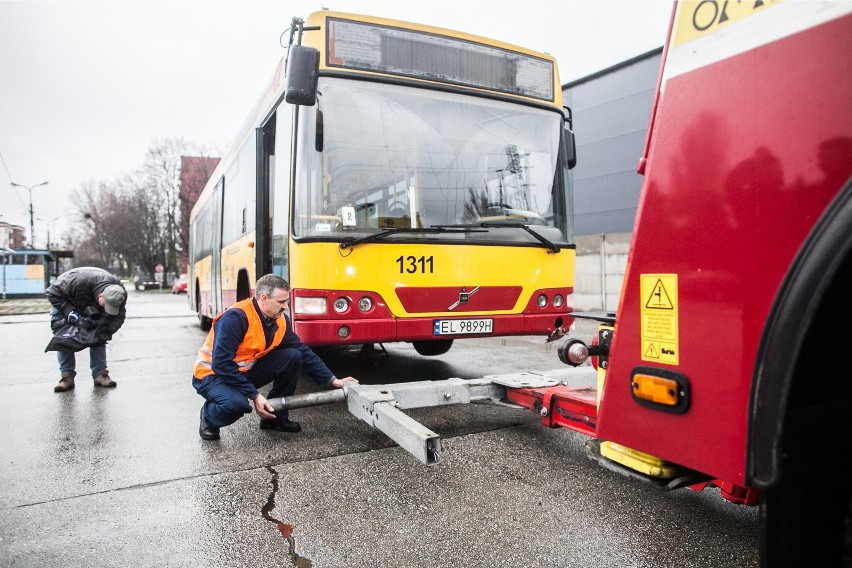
[267,389,346,412]
[10,182,48,248]
[28,189,34,249]
[600,233,607,311]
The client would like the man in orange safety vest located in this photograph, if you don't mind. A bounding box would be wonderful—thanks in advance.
[192,273,357,440]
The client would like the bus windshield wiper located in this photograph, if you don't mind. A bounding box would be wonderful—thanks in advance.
[339,226,485,250]
[436,222,561,253]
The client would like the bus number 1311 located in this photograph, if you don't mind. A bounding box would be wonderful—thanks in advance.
[396,255,434,274]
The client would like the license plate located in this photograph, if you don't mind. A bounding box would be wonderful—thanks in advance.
[433,318,493,335]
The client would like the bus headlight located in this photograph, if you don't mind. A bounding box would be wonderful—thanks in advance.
[537,294,548,308]
[333,297,350,313]
[553,294,564,308]
[358,297,373,312]
[294,296,327,315]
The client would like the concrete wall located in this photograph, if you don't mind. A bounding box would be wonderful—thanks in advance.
[573,233,630,312]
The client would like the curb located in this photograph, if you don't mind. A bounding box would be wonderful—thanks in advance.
[0,300,51,316]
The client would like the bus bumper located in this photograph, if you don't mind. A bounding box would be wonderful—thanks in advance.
[293,313,572,347]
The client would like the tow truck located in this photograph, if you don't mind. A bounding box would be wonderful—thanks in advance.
[276,1,852,565]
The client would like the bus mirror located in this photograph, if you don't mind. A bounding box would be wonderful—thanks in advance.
[565,125,577,170]
[562,106,576,169]
[285,46,320,106]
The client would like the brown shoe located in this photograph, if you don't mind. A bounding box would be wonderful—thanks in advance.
[93,370,117,388]
[54,371,75,392]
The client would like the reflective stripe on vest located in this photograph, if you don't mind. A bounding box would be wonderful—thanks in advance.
[193,298,287,380]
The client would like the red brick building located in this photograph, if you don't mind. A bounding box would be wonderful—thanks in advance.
[178,156,220,272]
[0,222,26,250]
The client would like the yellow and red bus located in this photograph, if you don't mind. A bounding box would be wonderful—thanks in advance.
[189,11,577,355]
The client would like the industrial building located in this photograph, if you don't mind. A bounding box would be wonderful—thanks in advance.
[563,47,663,310]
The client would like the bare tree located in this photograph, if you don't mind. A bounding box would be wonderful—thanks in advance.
[69,180,125,269]
[114,177,167,279]
[64,138,219,280]
[143,138,184,280]
[178,155,220,270]
[143,138,219,280]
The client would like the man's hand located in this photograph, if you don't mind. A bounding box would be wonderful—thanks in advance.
[331,376,358,389]
[252,394,276,420]
[80,316,96,328]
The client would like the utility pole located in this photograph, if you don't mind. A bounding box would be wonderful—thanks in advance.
[10,181,48,248]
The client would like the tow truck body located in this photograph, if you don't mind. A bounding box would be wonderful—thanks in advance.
[278,1,852,564]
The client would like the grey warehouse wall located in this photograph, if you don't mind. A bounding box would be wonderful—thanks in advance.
[563,47,662,236]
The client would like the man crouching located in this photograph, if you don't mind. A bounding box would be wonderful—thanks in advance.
[192,273,357,440]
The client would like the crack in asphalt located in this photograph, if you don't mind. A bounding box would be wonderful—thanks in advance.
[261,464,312,567]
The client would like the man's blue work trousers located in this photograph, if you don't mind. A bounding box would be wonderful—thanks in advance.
[193,347,303,429]
[56,345,107,378]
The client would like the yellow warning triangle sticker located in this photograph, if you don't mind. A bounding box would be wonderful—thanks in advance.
[645,279,674,309]
[644,343,659,358]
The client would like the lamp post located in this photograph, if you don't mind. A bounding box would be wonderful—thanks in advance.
[35,214,67,249]
[10,181,48,249]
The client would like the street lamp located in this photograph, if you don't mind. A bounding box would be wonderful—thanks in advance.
[10,181,48,249]
[35,214,69,249]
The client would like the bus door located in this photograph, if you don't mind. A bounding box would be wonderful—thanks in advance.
[268,105,293,281]
[256,118,274,278]
[211,178,223,316]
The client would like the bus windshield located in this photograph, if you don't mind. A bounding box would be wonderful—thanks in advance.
[294,77,571,246]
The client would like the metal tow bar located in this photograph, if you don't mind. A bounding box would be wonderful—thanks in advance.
[267,371,594,466]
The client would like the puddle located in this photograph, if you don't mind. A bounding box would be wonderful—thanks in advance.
[262,465,312,567]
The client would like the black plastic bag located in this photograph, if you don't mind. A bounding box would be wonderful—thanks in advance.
[45,323,103,353]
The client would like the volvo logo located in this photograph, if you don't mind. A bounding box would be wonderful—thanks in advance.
[448,286,480,311]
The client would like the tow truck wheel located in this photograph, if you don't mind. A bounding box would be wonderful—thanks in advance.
[412,339,453,356]
[760,403,851,566]
[844,493,852,564]
[761,240,852,565]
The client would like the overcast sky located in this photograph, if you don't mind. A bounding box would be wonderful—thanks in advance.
[0,0,673,245]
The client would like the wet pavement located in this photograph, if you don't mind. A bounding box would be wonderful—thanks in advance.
[0,292,759,567]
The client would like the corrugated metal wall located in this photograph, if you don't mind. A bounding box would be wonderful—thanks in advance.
[563,47,662,236]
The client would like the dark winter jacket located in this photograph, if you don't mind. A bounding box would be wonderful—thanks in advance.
[45,267,127,339]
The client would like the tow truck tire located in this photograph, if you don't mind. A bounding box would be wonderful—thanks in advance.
[844,495,852,565]
[759,402,851,566]
[412,339,453,356]
[758,185,852,566]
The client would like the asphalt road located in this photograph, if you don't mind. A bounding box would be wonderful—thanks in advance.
[0,292,759,567]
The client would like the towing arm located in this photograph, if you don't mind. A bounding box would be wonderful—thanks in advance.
[267,369,597,465]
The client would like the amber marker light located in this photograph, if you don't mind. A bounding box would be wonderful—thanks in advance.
[632,374,679,405]
[630,367,690,413]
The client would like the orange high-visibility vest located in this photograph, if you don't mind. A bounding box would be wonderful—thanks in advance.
[193,298,287,380]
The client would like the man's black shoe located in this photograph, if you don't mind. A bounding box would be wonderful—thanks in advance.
[259,419,301,433]
[199,407,220,440]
